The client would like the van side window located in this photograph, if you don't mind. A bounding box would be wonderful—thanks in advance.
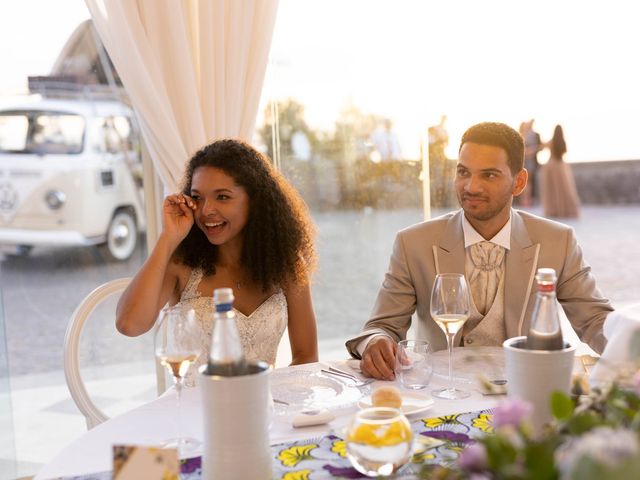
[0,114,29,152]
[91,116,137,155]
[91,117,115,154]
[0,112,84,154]
[112,116,135,153]
[29,113,84,154]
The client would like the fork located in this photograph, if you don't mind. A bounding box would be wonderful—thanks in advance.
[320,368,375,387]
[327,366,361,379]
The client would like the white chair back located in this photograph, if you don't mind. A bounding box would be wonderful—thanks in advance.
[63,277,166,429]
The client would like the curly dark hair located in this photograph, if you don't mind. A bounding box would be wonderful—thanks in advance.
[173,139,316,292]
[459,122,524,175]
[550,124,567,160]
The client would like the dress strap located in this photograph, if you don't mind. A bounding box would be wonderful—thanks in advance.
[180,267,204,302]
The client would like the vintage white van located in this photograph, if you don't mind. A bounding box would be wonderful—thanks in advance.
[0,94,145,260]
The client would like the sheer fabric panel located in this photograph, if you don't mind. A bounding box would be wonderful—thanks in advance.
[85,0,279,190]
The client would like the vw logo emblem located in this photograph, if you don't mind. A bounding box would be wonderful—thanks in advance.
[0,182,18,212]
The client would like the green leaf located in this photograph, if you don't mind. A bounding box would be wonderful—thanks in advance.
[566,412,602,435]
[604,455,640,480]
[628,330,640,360]
[569,456,608,480]
[523,440,560,480]
[551,391,574,420]
[483,434,518,471]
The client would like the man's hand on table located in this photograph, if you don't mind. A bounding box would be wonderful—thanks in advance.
[361,336,397,381]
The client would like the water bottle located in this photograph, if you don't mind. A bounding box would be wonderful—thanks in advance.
[206,287,247,376]
[525,268,564,350]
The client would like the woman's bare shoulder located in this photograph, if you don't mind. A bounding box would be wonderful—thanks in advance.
[166,259,194,297]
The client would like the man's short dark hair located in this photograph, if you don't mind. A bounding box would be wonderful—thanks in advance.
[459,122,524,174]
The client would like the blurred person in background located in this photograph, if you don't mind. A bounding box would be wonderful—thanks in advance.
[428,114,454,208]
[370,118,402,162]
[518,119,542,207]
[540,124,580,218]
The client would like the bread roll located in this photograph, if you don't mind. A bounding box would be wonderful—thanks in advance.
[371,386,402,409]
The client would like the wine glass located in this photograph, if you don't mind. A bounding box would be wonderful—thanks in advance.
[154,305,202,454]
[430,273,471,400]
[346,407,413,477]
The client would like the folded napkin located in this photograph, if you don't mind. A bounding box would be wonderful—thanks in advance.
[590,303,640,384]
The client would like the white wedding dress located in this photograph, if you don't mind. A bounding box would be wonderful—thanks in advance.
[178,267,288,384]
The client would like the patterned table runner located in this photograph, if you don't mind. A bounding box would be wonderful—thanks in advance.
[60,409,492,480]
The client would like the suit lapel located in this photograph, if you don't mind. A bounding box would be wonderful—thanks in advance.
[435,210,466,275]
[505,210,539,337]
[434,209,539,337]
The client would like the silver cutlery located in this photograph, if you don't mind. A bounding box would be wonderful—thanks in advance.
[327,366,360,379]
[320,368,375,387]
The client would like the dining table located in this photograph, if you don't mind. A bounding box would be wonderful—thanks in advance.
[34,347,532,479]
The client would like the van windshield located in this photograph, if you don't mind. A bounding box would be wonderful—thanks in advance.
[0,111,85,154]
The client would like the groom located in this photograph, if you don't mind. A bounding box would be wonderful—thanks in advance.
[346,122,612,380]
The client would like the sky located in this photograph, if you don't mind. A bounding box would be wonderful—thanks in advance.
[266,0,640,162]
[2,0,640,162]
[0,1,90,95]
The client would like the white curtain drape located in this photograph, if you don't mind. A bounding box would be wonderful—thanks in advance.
[85,0,279,191]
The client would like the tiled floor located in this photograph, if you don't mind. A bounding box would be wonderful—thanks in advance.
[6,363,158,479]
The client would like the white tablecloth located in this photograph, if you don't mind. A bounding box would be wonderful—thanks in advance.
[590,303,640,383]
[36,358,502,479]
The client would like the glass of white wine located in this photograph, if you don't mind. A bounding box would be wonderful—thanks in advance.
[430,273,471,400]
[154,305,202,455]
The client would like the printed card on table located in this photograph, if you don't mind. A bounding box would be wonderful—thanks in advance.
[113,445,179,480]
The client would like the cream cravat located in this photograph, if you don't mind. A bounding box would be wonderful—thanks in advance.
[468,241,505,315]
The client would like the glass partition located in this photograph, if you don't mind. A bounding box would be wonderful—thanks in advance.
[256,1,458,356]
[0,290,17,479]
[2,1,640,477]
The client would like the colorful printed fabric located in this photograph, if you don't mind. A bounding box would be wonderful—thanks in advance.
[62,409,491,480]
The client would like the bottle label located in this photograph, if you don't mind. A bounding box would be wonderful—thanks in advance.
[536,283,555,293]
[215,303,233,312]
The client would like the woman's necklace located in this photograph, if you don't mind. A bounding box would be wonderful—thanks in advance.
[218,264,244,292]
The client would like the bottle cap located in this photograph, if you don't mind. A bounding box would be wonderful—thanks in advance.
[536,268,557,284]
[213,287,234,306]
[535,268,557,292]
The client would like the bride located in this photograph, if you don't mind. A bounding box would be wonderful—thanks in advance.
[115,139,318,373]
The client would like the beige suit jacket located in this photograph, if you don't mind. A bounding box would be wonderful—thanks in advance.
[346,209,611,356]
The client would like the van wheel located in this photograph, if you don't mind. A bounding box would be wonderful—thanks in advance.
[105,209,137,261]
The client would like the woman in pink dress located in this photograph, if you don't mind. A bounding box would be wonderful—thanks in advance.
[540,124,580,218]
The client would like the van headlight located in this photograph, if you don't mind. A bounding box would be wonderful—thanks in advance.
[45,190,66,210]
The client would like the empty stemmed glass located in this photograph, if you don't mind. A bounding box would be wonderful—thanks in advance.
[154,305,202,454]
[430,273,471,400]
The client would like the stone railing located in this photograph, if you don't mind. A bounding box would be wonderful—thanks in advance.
[571,159,640,204]
[283,157,640,210]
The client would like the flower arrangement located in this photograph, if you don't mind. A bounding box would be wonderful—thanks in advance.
[421,372,640,480]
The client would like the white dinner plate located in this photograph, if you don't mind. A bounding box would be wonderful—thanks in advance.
[271,368,362,410]
[358,391,435,416]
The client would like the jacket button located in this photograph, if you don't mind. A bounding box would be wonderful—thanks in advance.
[466,338,474,344]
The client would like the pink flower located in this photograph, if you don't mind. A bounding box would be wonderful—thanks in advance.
[468,474,492,480]
[459,442,488,471]
[632,371,640,397]
[492,398,533,428]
